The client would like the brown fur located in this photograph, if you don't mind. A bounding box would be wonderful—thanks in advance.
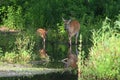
[63,18,80,45]
[69,20,80,37]
[37,28,47,39]
[37,28,47,48]
[62,46,78,68]
[67,53,77,68]
[39,49,48,58]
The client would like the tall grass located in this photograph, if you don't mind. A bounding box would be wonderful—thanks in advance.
[78,16,120,80]
[0,34,35,64]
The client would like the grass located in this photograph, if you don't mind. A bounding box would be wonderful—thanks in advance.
[78,17,120,80]
[0,33,35,64]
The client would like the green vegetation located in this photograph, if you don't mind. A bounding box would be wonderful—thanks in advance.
[0,34,35,64]
[0,0,120,79]
[78,16,120,80]
[2,6,24,30]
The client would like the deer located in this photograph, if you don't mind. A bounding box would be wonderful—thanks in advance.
[62,18,80,46]
[39,48,49,60]
[37,28,47,49]
[61,46,78,68]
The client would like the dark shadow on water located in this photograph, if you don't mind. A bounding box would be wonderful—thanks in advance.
[61,45,78,68]
[0,72,77,80]
[32,42,79,69]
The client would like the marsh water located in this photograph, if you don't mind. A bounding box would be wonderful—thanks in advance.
[0,35,78,80]
[0,72,77,80]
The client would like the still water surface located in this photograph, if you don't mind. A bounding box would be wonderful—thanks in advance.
[0,42,78,80]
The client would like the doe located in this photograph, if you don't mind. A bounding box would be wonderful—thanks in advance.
[61,46,77,68]
[62,18,80,46]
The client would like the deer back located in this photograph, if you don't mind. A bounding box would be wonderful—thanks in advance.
[37,28,47,38]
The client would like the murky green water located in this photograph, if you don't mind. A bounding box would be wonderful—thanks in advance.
[0,72,77,80]
[34,41,79,67]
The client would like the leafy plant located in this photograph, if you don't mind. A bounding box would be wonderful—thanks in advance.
[0,47,3,58]
[0,34,35,64]
[15,34,35,61]
[0,47,3,53]
[1,51,31,64]
[78,17,120,80]
[1,52,17,63]
[2,6,24,30]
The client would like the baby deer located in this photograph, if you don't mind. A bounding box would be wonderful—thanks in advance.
[37,28,47,48]
[39,49,49,59]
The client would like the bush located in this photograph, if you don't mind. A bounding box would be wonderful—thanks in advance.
[1,52,17,63]
[78,17,120,80]
[2,6,24,30]
[1,51,31,64]
[0,34,35,64]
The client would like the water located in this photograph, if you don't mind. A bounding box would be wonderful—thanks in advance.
[0,32,78,79]
[34,41,79,68]
[0,40,78,80]
[0,72,77,80]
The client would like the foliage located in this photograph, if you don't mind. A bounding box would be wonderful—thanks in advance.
[57,23,66,40]
[1,52,17,63]
[114,14,120,30]
[0,47,3,53]
[0,0,120,73]
[0,47,3,58]
[78,17,120,80]
[0,51,31,64]
[0,0,120,50]
[15,34,35,61]
[0,34,35,64]
[15,35,34,53]
[0,33,16,52]
[1,0,120,28]
[2,6,24,30]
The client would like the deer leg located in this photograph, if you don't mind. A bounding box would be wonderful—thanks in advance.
[61,58,70,68]
[61,58,68,64]
[75,45,79,55]
[44,38,46,49]
[69,36,72,46]
[75,32,79,45]
[43,38,45,49]
[69,45,72,53]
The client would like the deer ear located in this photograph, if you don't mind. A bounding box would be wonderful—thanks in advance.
[67,19,71,24]
[62,17,65,21]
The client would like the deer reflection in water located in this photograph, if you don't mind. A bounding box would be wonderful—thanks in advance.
[39,49,49,60]
[39,40,49,61]
[61,46,78,68]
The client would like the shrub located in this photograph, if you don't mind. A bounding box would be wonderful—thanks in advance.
[2,6,24,30]
[0,35,35,64]
[1,52,17,63]
[14,35,35,63]
[78,17,120,80]
[1,51,31,64]
[0,47,3,53]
